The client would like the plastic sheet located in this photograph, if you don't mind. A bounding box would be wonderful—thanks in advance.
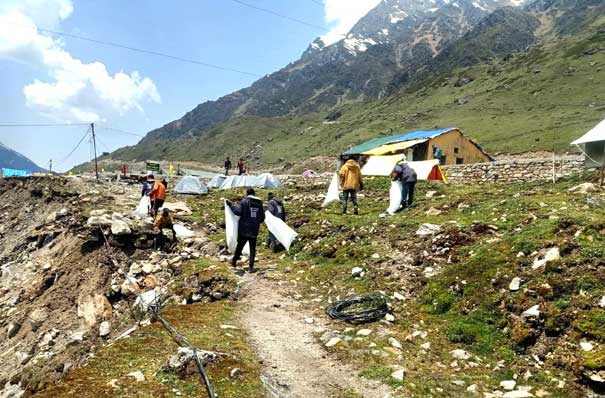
[387,181,402,215]
[322,173,340,208]
[134,196,150,218]
[173,224,194,239]
[224,201,249,255]
[264,211,298,251]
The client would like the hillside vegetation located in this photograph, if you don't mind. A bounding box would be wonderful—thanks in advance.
[113,28,605,168]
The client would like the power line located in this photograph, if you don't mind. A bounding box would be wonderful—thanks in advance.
[60,126,91,164]
[309,0,324,6]
[96,125,145,138]
[229,0,331,32]
[7,22,262,78]
[0,123,89,127]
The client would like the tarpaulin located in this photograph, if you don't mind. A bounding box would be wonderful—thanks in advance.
[1,168,30,177]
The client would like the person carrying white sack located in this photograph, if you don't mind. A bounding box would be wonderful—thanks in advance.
[226,188,265,273]
[391,156,418,211]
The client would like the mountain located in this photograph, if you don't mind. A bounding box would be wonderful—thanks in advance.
[115,0,521,157]
[0,142,44,172]
[111,0,605,168]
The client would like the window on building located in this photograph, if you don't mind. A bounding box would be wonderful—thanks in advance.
[456,157,464,164]
[454,147,459,154]
[440,156,447,165]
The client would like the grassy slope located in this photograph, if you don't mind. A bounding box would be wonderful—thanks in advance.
[35,260,265,398]
[182,171,605,397]
[114,29,605,166]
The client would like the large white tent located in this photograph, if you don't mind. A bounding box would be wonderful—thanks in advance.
[571,119,605,167]
[211,173,282,190]
[175,176,208,195]
[361,157,446,182]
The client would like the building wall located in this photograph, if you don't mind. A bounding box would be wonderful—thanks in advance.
[425,130,491,165]
[442,157,585,183]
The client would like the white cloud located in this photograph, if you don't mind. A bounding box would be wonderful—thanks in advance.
[0,0,160,123]
[321,0,382,46]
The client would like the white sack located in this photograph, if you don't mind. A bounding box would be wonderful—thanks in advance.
[173,224,194,239]
[134,196,150,218]
[224,201,249,255]
[264,211,298,251]
[387,181,403,215]
[322,173,340,207]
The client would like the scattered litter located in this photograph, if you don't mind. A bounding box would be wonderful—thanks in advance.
[532,247,560,270]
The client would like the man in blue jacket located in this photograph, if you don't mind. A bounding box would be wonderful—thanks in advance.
[227,188,265,273]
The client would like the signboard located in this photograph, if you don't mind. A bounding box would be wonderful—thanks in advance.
[146,160,161,173]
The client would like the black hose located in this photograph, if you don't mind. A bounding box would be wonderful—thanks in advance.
[325,295,388,324]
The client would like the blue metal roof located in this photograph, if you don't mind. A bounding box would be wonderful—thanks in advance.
[385,128,458,144]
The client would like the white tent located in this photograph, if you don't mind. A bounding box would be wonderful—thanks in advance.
[175,176,208,195]
[217,173,282,190]
[571,119,605,167]
[208,175,227,189]
[361,157,446,181]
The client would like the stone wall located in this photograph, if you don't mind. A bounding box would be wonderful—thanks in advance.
[442,157,585,184]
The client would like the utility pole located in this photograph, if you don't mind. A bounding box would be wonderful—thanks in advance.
[91,122,99,180]
[49,159,52,174]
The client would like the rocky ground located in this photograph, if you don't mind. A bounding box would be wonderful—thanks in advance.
[1,172,605,398]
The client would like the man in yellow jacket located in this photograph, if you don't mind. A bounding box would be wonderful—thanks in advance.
[338,158,363,215]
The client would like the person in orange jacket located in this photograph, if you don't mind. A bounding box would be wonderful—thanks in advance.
[148,175,167,217]
[338,157,363,215]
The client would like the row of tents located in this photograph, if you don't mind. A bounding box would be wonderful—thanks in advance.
[174,173,283,195]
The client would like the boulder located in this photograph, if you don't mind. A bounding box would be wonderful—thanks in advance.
[450,349,471,360]
[509,277,521,291]
[77,294,112,327]
[425,207,442,216]
[351,267,364,277]
[126,371,146,382]
[391,369,405,381]
[500,380,516,390]
[522,305,540,319]
[166,347,217,378]
[0,382,25,398]
[29,308,48,331]
[111,219,131,236]
[99,321,111,337]
[87,215,112,227]
[532,247,560,270]
[416,223,441,236]
[568,182,598,194]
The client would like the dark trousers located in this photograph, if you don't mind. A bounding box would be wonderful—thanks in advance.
[225,168,230,176]
[268,232,284,253]
[232,235,257,270]
[342,189,358,214]
[401,181,416,208]
[151,199,164,217]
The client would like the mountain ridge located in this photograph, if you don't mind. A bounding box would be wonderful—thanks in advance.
[108,0,605,168]
[0,141,44,172]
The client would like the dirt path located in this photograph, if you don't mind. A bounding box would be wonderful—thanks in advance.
[239,276,393,398]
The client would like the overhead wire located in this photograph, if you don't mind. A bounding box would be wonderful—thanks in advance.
[59,125,91,164]
[228,0,332,32]
[6,22,261,78]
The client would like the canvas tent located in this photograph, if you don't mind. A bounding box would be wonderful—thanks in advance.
[175,176,208,195]
[215,173,282,190]
[361,157,446,182]
[571,119,605,168]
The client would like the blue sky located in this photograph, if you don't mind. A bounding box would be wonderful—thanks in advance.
[0,0,379,171]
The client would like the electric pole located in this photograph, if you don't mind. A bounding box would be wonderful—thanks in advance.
[49,159,52,174]
[91,122,99,180]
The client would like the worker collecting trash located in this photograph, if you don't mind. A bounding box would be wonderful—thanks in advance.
[266,192,286,253]
[226,188,265,273]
